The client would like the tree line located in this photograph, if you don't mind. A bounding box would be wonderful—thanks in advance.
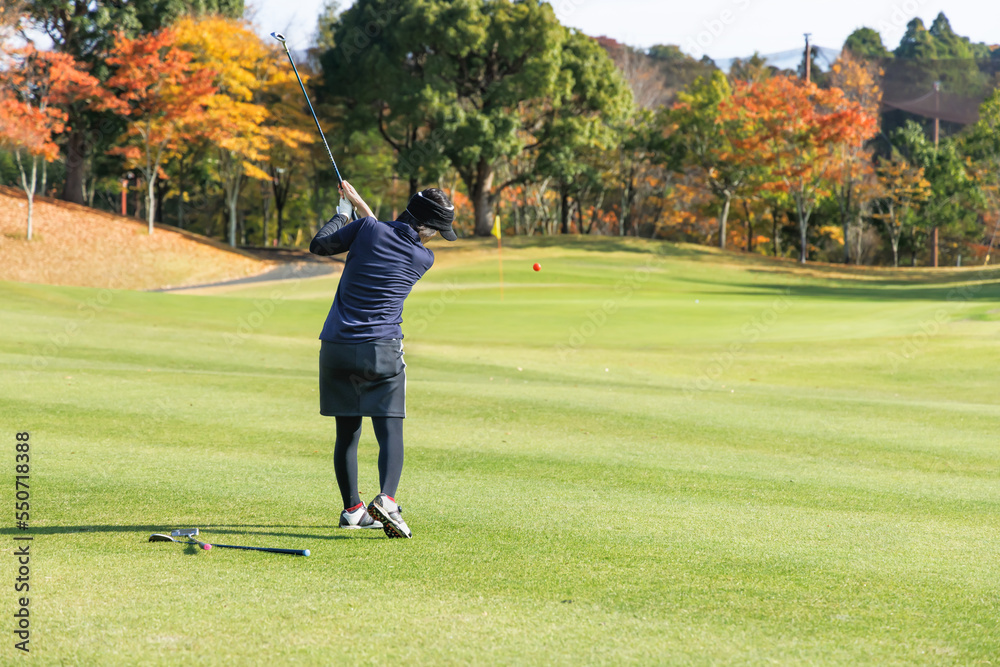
[1,2,998,266]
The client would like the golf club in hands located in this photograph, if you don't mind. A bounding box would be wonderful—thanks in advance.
[271,32,344,186]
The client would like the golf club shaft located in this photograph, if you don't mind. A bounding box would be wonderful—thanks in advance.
[161,536,307,557]
[274,36,344,185]
[209,542,309,557]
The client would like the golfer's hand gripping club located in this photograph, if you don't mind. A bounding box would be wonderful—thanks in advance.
[339,180,374,219]
[337,196,353,218]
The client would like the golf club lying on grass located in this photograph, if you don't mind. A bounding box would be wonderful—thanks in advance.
[148,528,310,557]
[149,528,212,550]
[175,528,211,549]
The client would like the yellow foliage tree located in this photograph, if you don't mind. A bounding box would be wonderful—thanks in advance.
[874,156,932,267]
[174,15,309,246]
[258,75,315,245]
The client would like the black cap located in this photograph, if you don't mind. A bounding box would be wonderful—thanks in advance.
[405,191,457,241]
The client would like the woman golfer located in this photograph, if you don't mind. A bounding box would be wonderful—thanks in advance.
[309,181,456,539]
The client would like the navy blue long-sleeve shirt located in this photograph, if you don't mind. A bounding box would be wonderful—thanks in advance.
[309,214,434,342]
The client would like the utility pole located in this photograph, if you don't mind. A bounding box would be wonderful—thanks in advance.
[932,81,940,267]
[933,81,940,149]
[803,33,812,85]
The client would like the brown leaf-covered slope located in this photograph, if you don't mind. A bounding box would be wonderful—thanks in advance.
[0,185,270,290]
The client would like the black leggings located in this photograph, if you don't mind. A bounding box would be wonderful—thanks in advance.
[334,416,404,508]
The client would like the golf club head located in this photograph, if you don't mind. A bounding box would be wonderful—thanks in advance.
[271,32,286,43]
[149,534,177,543]
[171,529,198,537]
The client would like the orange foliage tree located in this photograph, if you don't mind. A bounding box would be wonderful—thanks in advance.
[725,76,873,263]
[0,45,112,239]
[829,52,882,263]
[105,29,216,234]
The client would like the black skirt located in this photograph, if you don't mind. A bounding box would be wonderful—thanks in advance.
[318,339,407,417]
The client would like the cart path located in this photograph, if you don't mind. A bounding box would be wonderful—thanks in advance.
[153,248,343,292]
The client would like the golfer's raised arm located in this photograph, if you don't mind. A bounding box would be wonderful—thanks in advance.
[309,181,372,255]
[310,212,360,255]
[341,181,374,219]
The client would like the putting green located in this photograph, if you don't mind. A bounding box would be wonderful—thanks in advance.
[1,237,998,664]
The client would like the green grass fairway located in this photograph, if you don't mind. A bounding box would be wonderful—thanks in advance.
[2,237,999,664]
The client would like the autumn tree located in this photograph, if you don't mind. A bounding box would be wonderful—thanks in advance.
[0,86,60,240]
[105,28,215,234]
[174,15,308,246]
[259,74,316,245]
[728,76,868,263]
[733,165,771,253]
[26,0,243,205]
[175,16,268,247]
[761,188,793,257]
[0,45,111,238]
[829,52,882,263]
[665,70,752,250]
[873,154,931,266]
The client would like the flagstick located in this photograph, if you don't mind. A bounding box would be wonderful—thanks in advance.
[497,233,504,301]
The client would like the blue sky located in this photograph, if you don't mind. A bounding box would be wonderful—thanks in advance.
[249,0,997,60]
